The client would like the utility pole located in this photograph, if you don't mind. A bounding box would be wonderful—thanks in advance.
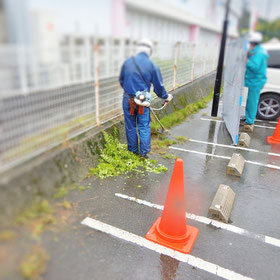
[211,0,231,117]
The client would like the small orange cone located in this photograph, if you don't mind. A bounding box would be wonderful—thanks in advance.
[267,118,280,144]
[145,158,199,254]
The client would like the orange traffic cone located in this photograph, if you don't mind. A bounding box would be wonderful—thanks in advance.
[267,118,280,144]
[145,158,199,254]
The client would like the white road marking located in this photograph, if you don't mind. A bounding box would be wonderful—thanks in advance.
[202,115,278,125]
[255,119,278,124]
[187,138,280,157]
[169,146,280,170]
[200,118,275,130]
[82,217,254,280]
[115,193,280,249]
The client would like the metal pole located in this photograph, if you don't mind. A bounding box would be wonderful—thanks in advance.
[173,42,179,90]
[94,43,101,126]
[191,43,195,81]
[211,0,231,117]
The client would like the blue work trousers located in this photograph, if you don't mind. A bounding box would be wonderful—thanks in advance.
[123,93,151,156]
[245,84,263,125]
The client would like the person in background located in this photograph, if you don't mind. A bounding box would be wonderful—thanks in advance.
[119,39,173,158]
[244,32,269,125]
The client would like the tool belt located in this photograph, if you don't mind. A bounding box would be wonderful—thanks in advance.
[128,98,144,115]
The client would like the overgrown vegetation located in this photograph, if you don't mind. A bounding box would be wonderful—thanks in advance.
[20,246,49,280]
[89,131,167,179]
[151,92,213,134]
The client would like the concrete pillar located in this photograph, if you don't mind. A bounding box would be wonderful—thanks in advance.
[112,0,126,38]
[189,25,200,43]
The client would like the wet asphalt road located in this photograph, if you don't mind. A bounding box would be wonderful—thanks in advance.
[42,102,280,280]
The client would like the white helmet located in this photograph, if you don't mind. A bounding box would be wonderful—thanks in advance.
[248,32,263,44]
[137,38,153,56]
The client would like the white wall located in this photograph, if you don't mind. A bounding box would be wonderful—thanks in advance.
[126,8,189,43]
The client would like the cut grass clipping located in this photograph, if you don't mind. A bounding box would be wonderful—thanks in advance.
[17,199,56,238]
[89,131,167,179]
[20,246,49,280]
[151,92,213,134]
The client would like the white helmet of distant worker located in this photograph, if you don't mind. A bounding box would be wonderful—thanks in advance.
[137,38,153,56]
[248,32,263,44]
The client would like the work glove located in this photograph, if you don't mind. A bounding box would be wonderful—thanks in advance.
[165,94,173,102]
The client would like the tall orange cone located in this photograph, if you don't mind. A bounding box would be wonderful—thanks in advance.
[267,118,280,144]
[145,158,199,254]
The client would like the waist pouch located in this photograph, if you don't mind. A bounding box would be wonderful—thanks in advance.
[128,98,144,115]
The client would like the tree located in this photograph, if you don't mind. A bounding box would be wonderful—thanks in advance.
[256,17,280,42]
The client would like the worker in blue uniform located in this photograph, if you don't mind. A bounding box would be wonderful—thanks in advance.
[119,39,173,158]
[244,32,269,125]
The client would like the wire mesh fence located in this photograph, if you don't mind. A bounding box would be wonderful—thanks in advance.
[0,39,218,173]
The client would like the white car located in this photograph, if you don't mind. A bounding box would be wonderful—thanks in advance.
[257,43,280,121]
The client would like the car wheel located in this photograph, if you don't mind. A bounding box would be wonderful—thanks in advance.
[257,93,280,121]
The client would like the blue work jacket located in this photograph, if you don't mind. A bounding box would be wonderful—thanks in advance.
[245,44,269,88]
[119,52,168,99]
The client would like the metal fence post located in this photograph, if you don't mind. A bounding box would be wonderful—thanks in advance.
[191,43,196,81]
[212,45,216,71]
[173,42,179,90]
[94,44,101,126]
[203,43,207,75]
[17,45,28,94]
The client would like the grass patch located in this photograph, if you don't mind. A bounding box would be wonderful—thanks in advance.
[0,230,17,242]
[78,186,85,192]
[31,216,56,238]
[53,186,68,199]
[17,199,56,238]
[69,184,87,192]
[56,200,72,210]
[151,92,213,134]
[20,246,49,280]
[162,154,178,160]
[174,136,189,143]
[151,135,177,150]
[89,131,167,179]
[17,199,53,224]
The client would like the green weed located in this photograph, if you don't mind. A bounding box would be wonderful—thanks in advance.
[17,199,53,224]
[174,136,189,143]
[151,91,213,134]
[56,200,72,210]
[162,154,178,160]
[89,131,167,179]
[78,186,85,192]
[20,246,49,280]
[53,186,68,199]
[17,199,56,238]
[151,136,177,150]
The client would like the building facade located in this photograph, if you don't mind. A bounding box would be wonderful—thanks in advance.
[1,0,241,46]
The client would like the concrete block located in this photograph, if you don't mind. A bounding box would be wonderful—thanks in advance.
[226,153,245,177]
[243,124,254,132]
[208,184,235,223]
[238,133,251,148]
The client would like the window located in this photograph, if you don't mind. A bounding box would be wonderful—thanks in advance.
[267,50,280,69]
